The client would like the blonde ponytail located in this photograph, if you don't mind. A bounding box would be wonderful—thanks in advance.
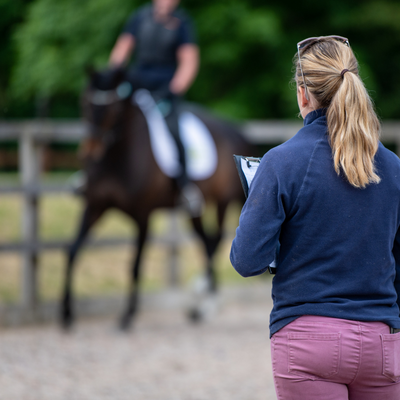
[295,39,381,188]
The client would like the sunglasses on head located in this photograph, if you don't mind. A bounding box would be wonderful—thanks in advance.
[297,35,350,100]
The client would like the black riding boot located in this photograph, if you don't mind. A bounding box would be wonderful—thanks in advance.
[162,96,204,216]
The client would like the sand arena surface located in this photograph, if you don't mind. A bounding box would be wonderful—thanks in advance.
[0,284,277,400]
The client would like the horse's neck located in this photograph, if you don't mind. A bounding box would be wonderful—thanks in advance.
[105,104,155,175]
[125,104,152,155]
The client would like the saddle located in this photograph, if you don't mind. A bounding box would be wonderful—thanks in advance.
[133,89,218,181]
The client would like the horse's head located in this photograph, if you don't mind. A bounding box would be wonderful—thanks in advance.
[80,67,133,159]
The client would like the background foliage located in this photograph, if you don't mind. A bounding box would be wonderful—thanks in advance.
[2,0,400,120]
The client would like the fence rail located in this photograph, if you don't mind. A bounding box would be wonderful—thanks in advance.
[1,119,400,324]
[0,232,196,253]
[0,120,87,142]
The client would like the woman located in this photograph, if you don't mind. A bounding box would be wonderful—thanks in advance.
[230,36,400,399]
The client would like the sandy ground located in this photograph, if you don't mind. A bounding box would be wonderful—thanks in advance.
[0,283,277,400]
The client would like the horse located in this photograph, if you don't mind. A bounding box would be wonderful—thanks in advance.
[60,68,254,330]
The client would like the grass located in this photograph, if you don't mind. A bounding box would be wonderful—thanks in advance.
[0,172,267,304]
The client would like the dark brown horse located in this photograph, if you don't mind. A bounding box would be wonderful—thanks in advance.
[60,68,253,330]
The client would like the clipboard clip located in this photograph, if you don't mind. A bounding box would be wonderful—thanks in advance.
[244,157,261,169]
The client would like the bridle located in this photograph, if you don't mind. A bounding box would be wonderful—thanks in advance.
[87,81,133,105]
[83,81,133,153]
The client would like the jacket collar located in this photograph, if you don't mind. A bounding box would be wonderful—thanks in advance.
[304,108,327,126]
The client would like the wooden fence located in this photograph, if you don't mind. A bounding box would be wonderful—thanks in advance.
[1,119,400,324]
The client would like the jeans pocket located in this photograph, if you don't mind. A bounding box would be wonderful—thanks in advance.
[381,332,400,382]
[288,332,341,380]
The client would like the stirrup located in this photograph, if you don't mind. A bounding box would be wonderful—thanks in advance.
[65,170,87,196]
[180,183,204,217]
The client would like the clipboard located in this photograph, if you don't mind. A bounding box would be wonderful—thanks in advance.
[233,154,278,274]
[233,155,262,198]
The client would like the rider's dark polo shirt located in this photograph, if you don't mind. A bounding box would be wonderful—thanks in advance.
[123,4,196,77]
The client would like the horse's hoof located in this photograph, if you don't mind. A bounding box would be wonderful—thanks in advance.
[187,308,203,323]
[59,312,74,332]
[119,314,133,332]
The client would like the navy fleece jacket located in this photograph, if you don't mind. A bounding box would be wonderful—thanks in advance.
[230,109,400,337]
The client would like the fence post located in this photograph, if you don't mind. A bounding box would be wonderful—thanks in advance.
[19,123,42,311]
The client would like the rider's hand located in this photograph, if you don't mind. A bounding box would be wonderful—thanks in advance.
[169,76,189,95]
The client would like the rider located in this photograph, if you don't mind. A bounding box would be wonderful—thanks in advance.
[109,0,203,215]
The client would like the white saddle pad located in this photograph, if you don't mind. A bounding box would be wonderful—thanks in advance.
[133,89,218,181]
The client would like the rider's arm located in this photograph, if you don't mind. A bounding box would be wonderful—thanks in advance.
[109,9,142,68]
[169,12,199,96]
[169,43,199,95]
[109,33,135,67]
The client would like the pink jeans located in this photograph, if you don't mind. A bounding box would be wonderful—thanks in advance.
[271,315,400,400]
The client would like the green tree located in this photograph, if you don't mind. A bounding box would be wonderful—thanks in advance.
[0,0,33,117]
[11,0,139,117]
[6,0,400,120]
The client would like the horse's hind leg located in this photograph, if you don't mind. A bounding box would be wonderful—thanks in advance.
[119,218,149,331]
[60,204,106,330]
[193,201,229,288]
[188,201,229,321]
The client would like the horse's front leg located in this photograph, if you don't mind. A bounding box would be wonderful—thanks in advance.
[119,218,149,331]
[60,204,106,330]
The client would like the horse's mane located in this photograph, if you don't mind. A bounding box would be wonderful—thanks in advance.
[89,67,126,90]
